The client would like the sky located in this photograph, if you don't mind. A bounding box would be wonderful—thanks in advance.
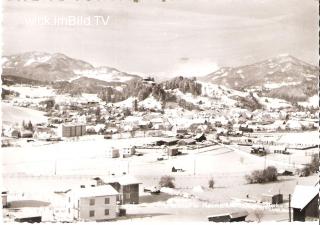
[2,0,319,79]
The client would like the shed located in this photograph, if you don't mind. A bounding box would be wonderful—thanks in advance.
[291,184,319,221]
[277,169,293,176]
[167,148,179,156]
[208,210,248,222]
[261,193,283,204]
[105,148,120,158]
[14,216,42,223]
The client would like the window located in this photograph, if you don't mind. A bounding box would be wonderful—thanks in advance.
[105,198,110,204]
[104,209,109,216]
[89,199,95,206]
[89,210,95,217]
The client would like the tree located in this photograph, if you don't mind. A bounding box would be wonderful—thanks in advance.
[208,178,215,189]
[309,153,319,173]
[245,166,278,184]
[27,121,33,131]
[133,99,138,111]
[22,120,26,129]
[159,175,175,188]
[129,129,136,138]
[253,209,264,223]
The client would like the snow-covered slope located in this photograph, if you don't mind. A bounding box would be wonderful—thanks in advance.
[2,52,141,84]
[200,54,318,102]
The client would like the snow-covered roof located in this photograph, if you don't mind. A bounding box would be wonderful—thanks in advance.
[291,185,319,210]
[107,175,141,186]
[207,210,248,219]
[229,210,249,219]
[73,185,118,198]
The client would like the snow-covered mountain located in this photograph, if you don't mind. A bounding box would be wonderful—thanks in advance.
[200,54,318,102]
[2,52,141,83]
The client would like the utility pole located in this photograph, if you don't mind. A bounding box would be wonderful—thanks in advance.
[54,160,57,175]
[288,194,291,222]
[127,161,130,174]
[193,159,196,176]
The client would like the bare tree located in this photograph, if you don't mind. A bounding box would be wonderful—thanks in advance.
[253,209,264,223]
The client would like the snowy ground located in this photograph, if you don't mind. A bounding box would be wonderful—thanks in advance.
[2,132,318,222]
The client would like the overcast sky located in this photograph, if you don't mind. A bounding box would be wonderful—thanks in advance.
[2,0,318,79]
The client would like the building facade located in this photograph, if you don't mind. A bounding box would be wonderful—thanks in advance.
[61,124,86,137]
[68,185,118,221]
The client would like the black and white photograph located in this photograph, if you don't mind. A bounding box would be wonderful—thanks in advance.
[1,0,319,223]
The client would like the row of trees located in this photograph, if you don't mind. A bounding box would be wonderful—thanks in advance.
[162,76,202,96]
[22,120,34,131]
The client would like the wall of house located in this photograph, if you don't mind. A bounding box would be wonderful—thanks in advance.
[61,125,86,137]
[78,195,117,221]
[2,194,8,208]
[293,196,319,222]
[293,208,305,222]
[305,196,319,219]
[122,184,139,204]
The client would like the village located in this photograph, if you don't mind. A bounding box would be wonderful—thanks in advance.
[1,82,319,223]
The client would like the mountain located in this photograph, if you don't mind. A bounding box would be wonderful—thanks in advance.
[2,52,141,83]
[200,55,318,102]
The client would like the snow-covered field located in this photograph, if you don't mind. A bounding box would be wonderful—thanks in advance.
[2,85,56,98]
[1,102,48,125]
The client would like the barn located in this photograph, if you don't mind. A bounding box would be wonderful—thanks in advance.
[261,193,283,204]
[291,184,319,221]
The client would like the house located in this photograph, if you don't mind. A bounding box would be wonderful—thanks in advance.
[261,193,283,204]
[194,133,206,142]
[33,127,56,140]
[155,138,179,146]
[105,148,120,158]
[2,191,8,208]
[105,175,141,204]
[68,185,119,222]
[166,147,179,156]
[237,137,253,146]
[60,124,86,137]
[291,184,319,221]
[121,147,136,158]
[208,210,248,222]
[176,129,188,135]
[178,139,196,146]
[20,130,34,138]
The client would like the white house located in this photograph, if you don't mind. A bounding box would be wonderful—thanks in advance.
[67,185,119,222]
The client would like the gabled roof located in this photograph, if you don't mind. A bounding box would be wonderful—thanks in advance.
[291,185,319,210]
[73,185,119,198]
